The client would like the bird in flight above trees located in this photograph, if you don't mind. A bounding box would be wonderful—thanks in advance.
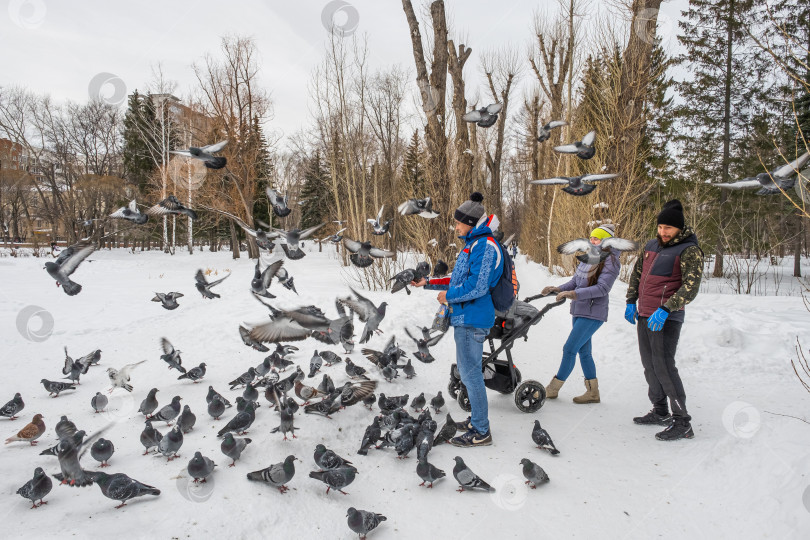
[170,140,228,170]
[530,174,619,196]
[462,103,503,128]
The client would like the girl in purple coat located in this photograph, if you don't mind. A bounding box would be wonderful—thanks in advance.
[541,224,620,404]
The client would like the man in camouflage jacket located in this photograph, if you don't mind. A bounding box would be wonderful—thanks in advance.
[625,199,703,441]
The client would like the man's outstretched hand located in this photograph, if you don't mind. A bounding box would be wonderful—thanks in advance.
[410,278,427,287]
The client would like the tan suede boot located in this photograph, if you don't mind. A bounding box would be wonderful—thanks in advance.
[573,378,600,404]
[545,377,564,399]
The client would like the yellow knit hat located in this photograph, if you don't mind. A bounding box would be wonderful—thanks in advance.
[589,224,615,240]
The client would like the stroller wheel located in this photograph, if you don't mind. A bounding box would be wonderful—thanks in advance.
[456,386,471,412]
[515,380,546,413]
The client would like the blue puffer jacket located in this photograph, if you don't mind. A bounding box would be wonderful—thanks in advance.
[425,216,503,329]
[557,252,620,322]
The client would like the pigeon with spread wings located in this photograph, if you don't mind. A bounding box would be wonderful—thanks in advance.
[712,152,809,195]
[462,103,503,128]
[147,195,198,220]
[109,199,148,225]
[557,237,638,265]
[554,130,596,160]
[170,140,227,169]
[530,173,619,196]
[44,239,95,296]
[273,224,326,260]
[343,238,394,268]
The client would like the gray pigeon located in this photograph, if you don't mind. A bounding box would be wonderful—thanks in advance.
[240,324,271,352]
[520,458,550,488]
[342,238,395,268]
[40,430,84,457]
[110,199,149,224]
[146,194,198,220]
[138,388,159,416]
[395,425,416,459]
[357,417,382,456]
[537,120,568,142]
[151,292,183,310]
[308,351,323,378]
[54,415,76,441]
[208,395,227,420]
[266,187,292,217]
[453,456,495,492]
[275,266,298,294]
[433,414,457,446]
[177,405,196,433]
[318,374,336,395]
[381,364,398,382]
[206,386,231,408]
[319,350,341,366]
[462,102,503,128]
[221,432,252,466]
[150,396,182,425]
[405,327,445,364]
[140,420,162,455]
[91,392,108,413]
[557,237,638,265]
[17,467,53,508]
[430,391,445,413]
[229,367,257,389]
[273,224,326,260]
[76,348,102,369]
[347,507,387,539]
[367,205,391,236]
[712,152,810,195]
[170,140,227,169]
[314,444,355,471]
[187,451,216,483]
[159,338,186,373]
[270,406,297,441]
[362,392,376,410]
[217,402,256,437]
[410,393,426,412]
[530,173,618,196]
[338,288,387,344]
[92,472,161,509]
[345,359,369,380]
[308,466,356,495]
[90,438,115,467]
[247,455,296,493]
[243,382,260,403]
[178,362,206,383]
[61,347,90,384]
[0,392,24,420]
[402,359,416,379]
[251,258,284,300]
[554,130,596,159]
[157,425,183,461]
[53,428,108,487]
[194,268,230,299]
[202,205,277,250]
[416,459,446,488]
[531,420,559,455]
[44,239,95,296]
[41,379,75,397]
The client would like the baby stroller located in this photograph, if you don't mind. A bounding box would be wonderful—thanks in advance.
[447,294,565,413]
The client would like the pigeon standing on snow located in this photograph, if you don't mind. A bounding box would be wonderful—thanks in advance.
[266,187,292,217]
[531,173,619,196]
[221,432,252,466]
[453,456,495,492]
[90,438,115,467]
[347,507,387,539]
[229,367,257,389]
[178,362,206,383]
[5,414,45,445]
[270,406,297,440]
[247,455,296,493]
[107,360,146,393]
[157,425,184,461]
[207,386,232,408]
[44,239,95,296]
[338,288,387,344]
[152,292,184,310]
[357,417,382,456]
[416,459,446,488]
[208,395,227,420]
[170,139,227,169]
[557,236,638,265]
[41,379,75,397]
[342,238,395,268]
[520,458,550,488]
[554,130,596,159]
[410,393,426,412]
[462,103,503,128]
[308,351,323,378]
[398,197,440,218]
[194,269,231,299]
[150,396,183,425]
[55,415,77,441]
[367,205,391,236]
[146,195,198,220]
[140,420,162,455]
[187,451,216,483]
[1,392,24,420]
[217,402,256,437]
[109,199,149,224]
[345,358,369,380]
[91,392,108,413]
[177,405,196,433]
[17,467,52,508]
[531,420,560,455]
[53,428,108,486]
[430,392,445,413]
[159,337,186,373]
[314,444,355,471]
[62,347,90,384]
[138,388,159,416]
[537,120,568,142]
[433,413,457,446]
[309,466,356,495]
[92,472,161,509]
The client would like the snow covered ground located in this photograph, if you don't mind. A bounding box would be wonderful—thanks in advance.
[1,245,809,539]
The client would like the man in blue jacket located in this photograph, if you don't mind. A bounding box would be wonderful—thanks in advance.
[412,192,503,447]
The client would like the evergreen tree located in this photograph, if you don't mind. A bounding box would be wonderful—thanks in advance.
[300,150,330,229]
[250,115,274,224]
[401,131,425,194]
[122,90,158,191]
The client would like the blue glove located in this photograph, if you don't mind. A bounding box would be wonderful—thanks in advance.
[624,304,638,325]
[647,307,669,332]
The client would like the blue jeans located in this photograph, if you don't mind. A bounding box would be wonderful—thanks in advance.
[453,325,490,434]
[556,317,603,381]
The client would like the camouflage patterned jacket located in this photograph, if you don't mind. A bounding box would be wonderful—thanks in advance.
[626,227,703,323]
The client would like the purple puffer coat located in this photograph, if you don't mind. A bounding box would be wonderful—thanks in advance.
[557,253,620,322]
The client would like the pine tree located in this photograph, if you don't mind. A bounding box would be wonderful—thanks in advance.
[300,150,330,229]
[122,90,158,192]
[250,115,274,225]
[401,131,425,194]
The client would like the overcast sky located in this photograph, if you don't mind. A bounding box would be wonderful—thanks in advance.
[1,0,688,147]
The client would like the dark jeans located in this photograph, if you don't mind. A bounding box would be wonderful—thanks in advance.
[637,318,690,422]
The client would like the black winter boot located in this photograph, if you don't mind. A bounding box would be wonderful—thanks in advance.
[633,410,672,426]
[655,419,694,441]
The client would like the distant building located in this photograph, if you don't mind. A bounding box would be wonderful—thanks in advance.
[147,94,215,146]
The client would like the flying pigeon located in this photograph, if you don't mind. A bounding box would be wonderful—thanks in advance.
[0,392,24,420]
[556,237,638,265]
[319,227,347,244]
[398,197,440,218]
[159,337,186,373]
[92,472,161,509]
[347,507,387,539]
[273,224,326,260]
[520,458,550,488]
[343,238,395,267]
[152,292,183,310]
[17,467,52,508]
[178,362,206,383]
[712,152,810,195]
[170,139,227,169]
[453,456,495,492]
[275,265,297,293]
[266,187,292,217]
[537,120,568,142]
[531,420,560,455]
[247,455,297,493]
[195,269,231,299]
[367,205,391,236]
[338,288,387,343]
[90,438,115,467]
[109,199,148,224]
[5,414,45,445]
[106,360,146,393]
[187,451,217,483]
[530,173,619,196]
[76,349,102,369]
[405,327,445,363]
[554,130,596,159]
[221,432,252,466]
[240,325,271,352]
[462,103,503,128]
[41,379,75,397]
[146,195,198,220]
[201,205,278,250]
[62,347,91,384]
[140,420,162,455]
[52,427,110,486]
[44,239,95,296]
[91,392,108,413]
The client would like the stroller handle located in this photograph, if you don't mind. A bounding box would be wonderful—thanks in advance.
[523,292,558,303]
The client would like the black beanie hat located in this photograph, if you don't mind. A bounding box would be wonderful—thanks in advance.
[657,199,685,230]
[454,192,486,226]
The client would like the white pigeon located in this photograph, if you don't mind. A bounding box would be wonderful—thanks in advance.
[107,360,147,393]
